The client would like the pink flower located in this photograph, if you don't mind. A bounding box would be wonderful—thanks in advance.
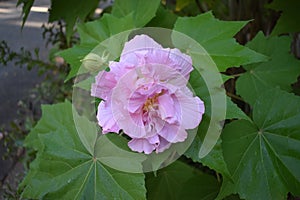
[91,35,205,154]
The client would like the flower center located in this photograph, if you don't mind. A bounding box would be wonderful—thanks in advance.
[143,91,164,112]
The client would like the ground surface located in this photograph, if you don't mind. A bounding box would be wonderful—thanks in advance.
[0,0,50,196]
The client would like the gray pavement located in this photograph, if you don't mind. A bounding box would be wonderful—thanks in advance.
[0,0,50,125]
[0,0,50,194]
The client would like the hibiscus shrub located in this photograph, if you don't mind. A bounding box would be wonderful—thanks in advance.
[19,0,300,199]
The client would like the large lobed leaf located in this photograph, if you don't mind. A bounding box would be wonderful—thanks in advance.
[19,101,146,199]
[236,32,300,106]
[146,161,220,200]
[185,68,249,177]
[146,5,178,29]
[174,11,268,72]
[268,0,300,35]
[49,0,99,44]
[112,0,160,27]
[220,89,300,199]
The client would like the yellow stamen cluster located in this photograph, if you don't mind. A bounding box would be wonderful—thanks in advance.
[142,91,164,112]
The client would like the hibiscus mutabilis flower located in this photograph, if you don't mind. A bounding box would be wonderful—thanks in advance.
[91,34,204,154]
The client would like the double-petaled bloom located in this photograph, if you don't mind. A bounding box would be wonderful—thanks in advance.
[91,35,204,154]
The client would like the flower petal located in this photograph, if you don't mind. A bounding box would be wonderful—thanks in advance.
[109,61,135,79]
[91,71,116,100]
[97,101,120,134]
[158,94,177,123]
[128,91,147,113]
[121,35,162,59]
[176,90,205,129]
[147,134,160,145]
[169,48,193,78]
[156,136,172,153]
[158,123,187,143]
[128,138,155,154]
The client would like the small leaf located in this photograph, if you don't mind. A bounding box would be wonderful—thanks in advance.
[17,0,35,28]
[236,32,300,106]
[221,89,300,199]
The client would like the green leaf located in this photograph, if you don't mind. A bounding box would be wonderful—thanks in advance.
[185,71,248,176]
[73,76,95,91]
[24,101,77,151]
[77,14,135,46]
[175,0,194,11]
[236,32,300,106]
[17,0,35,28]
[226,97,250,121]
[185,134,231,178]
[72,106,98,155]
[147,5,178,29]
[112,0,160,27]
[49,0,99,44]
[58,14,135,81]
[216,177,237,200]
[268,0,300,35]
[94,134,147,173]
[221,89,300,199]
[59,46,92,81]
[146,161,220,200]
[20,101,146,199]
[174,11,268,71]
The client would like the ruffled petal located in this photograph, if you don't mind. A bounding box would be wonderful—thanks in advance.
[143,48,193,79]
[158,123,187,143]
[157,94,177,124]
[176,90,205,129]
[147,134,160,145]
[97,101,120,134]
[169,48,193,79]
[156,136,172,153]
[91,71,116,100]
[109,61,136,79]
[128,138,156,154]
[128,91,147,113]
[121,35,162,59]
